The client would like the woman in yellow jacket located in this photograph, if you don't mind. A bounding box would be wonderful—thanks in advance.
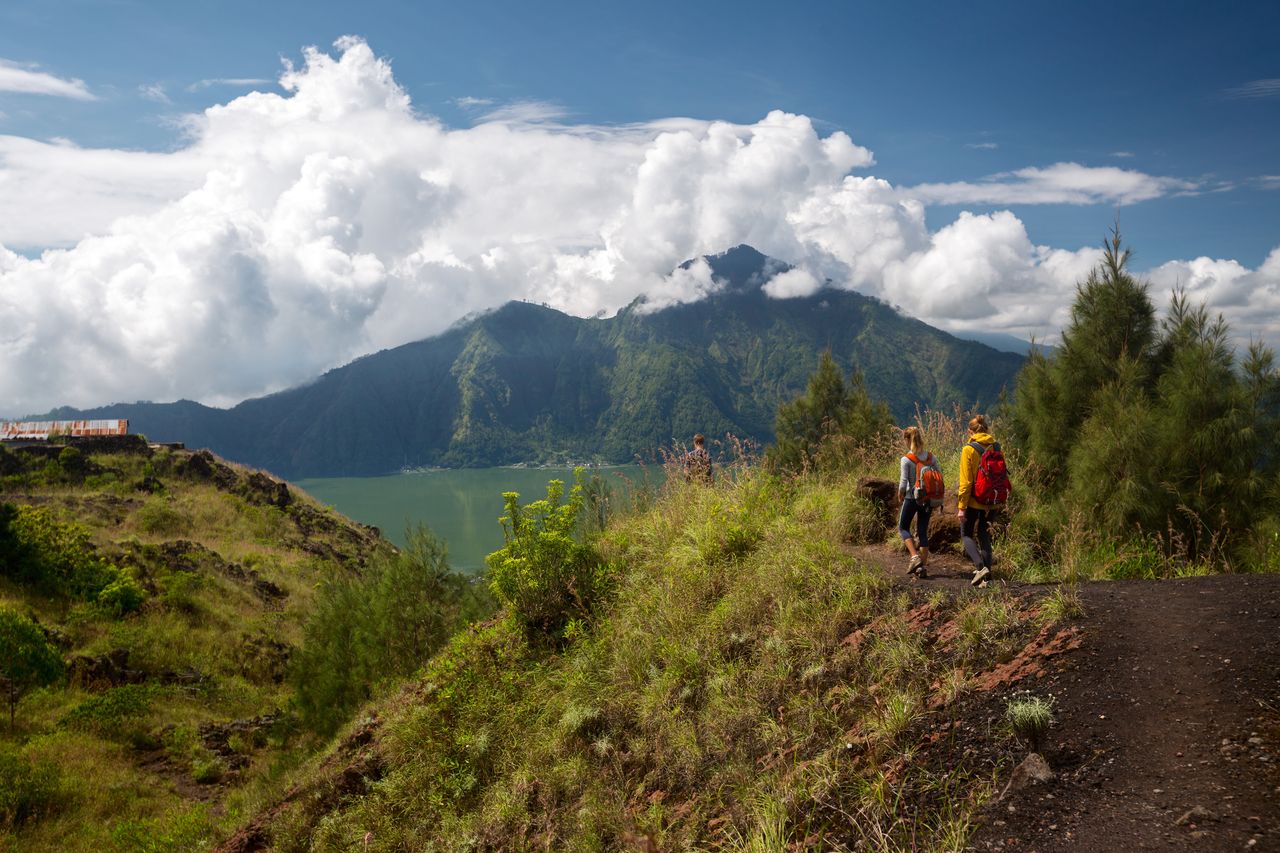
[957,414,996,587]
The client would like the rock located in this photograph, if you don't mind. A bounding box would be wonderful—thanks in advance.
[1000,752,1055,799]
[1175,805,1215,826]
[856,477,900,528]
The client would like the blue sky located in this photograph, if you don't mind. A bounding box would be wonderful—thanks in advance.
[1,0,1278,413]
[3,0,1276,264]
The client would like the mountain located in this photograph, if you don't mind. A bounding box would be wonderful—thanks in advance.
[35,246,1024,477]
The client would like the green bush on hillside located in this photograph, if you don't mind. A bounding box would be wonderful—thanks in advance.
[1,503,146,613]
[487,470,611,641]
[292,526,493,735]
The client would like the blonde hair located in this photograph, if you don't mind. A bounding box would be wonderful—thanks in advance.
[968,414,989,433]
[902,426,925,455]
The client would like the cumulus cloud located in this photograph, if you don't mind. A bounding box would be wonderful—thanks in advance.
[1148,249,1280,340]
[0,59,95,100]
[909,162,1199,205]
[0,37,1271,416]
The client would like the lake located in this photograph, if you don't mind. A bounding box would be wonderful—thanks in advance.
[296,465,658,572]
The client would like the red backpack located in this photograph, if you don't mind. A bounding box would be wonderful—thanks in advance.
[906,452,946,508]
[970,441,1011,505]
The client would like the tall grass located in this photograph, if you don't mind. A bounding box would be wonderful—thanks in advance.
[272,459,1038,851]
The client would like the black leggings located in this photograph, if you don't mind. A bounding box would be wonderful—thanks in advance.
[962,508,993,570]
[898,498,931,549]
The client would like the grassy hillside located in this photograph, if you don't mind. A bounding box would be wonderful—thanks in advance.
[0,438,392,851]
[218,432,1079,851]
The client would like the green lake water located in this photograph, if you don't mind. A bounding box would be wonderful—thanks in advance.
[296,465,657,572]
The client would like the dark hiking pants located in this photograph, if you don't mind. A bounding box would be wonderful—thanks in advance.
[962,508,993,570]
[898,498,931,549]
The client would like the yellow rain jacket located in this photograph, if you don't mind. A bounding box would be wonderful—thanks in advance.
[957,432,997,511]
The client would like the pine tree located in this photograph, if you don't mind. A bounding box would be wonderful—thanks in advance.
[766,351,891,473]
[1014,227,1157,477]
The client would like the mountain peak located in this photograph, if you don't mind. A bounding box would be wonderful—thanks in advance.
[677,244,792,296]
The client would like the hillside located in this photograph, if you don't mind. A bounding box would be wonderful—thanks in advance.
[209,443,1280,852]
[36,246,1024,477]
[0,438,392,850]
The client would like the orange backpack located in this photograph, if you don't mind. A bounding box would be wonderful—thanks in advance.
[906,452,945,508]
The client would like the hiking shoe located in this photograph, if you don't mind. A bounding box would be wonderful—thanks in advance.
[970,566,991,587]
[907,555,923,575]
[916,566,929,580]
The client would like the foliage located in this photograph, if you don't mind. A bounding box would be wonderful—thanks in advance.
[1010,229,1280,564]
[292,526,493,735]
[0,608,64,728]
[0,748,63,830]
[0,504,144,613]
[486,470,611,640]
[766,351,893,474]
[60,684,164,741]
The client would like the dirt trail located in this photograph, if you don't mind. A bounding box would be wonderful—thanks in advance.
[849,532,1280,851]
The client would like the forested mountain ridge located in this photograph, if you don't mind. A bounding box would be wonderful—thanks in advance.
[36,246,1023,477]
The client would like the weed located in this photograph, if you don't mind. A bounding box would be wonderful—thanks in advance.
[1039,584,1085,625]
[1006,693,1054,753]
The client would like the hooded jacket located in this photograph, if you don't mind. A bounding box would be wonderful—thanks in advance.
[957,431,996,511]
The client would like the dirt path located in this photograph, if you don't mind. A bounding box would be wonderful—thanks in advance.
[848,531,1280,851]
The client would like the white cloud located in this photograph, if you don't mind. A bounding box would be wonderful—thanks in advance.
[1148,249,1280,341]
[138,83,171,104]
[965,142,999,150]
[1257,175,1280,191]
[452,96,494,108]
[909,162,1198,206]
[0,59,95,100]
[1224,79,1280,100]
[186,77,273,92]
[763,267,821,298]
[475,100,570,124]
[0,37,1271,416]
[1110,151,1135,158]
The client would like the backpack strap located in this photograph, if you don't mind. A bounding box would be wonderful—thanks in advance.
[905,452,922,465]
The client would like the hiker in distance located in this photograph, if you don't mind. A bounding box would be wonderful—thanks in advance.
[683,433,714,484]
[898,426,944,579]
[957,414,1011,588]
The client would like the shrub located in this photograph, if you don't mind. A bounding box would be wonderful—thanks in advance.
[487,470,610,640]
[0,747,63,829]
[96,570,146,617]
[0,607,65,728]
[293,525,493,734]
[135,497,189,537]
[2,505,142,609]
[60,684,163,741]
